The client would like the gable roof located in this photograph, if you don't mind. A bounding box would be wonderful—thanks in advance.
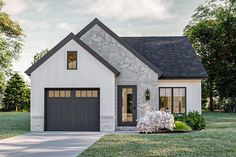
[76,18,163,77]
[121,36,208,79]
[25,33,120,76]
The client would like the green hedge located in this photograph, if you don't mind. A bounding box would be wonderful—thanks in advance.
[174,111,206,130]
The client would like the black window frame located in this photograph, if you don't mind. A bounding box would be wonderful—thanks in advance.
[67,51,77,70]
[159,87,187,114]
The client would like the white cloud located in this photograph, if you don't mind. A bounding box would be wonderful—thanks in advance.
[85,0,174,21]
[19,19,51,30]
[2,0,28,14]
[2,0,48,15]
[56,22,76,32]
[31,1,49,13]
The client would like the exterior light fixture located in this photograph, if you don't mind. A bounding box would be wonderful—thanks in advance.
[145,89,150,101]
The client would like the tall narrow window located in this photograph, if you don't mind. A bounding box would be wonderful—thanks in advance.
[159,87,186,113]
[67,51,77,70]
[160,88,172,112]
[173,88,186,113]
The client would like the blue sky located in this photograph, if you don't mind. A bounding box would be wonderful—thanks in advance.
[2,0,205,80]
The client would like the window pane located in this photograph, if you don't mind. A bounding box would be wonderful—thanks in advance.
[122,88,133,123]
[60,90,65,97]
[67,51,77,69]
[160,88,172,112]
[48,90,54,97]
[75,90,81,97]
[92,90,98,97]
[173,88,186,113]
[54,90,59,97]
[87,90,92,97]
[81,90,87,97]
[65,90,71,97]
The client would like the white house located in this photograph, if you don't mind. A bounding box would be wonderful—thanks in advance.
[25,18,208,132]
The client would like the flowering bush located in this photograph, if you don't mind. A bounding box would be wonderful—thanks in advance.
[137,111,175,133]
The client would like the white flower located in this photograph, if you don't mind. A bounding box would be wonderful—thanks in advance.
[137,110,175,133]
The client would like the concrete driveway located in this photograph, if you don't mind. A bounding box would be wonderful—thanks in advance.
[0,132,105,157]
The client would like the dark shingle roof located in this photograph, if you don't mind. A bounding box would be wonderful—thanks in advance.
[121,36,208,79]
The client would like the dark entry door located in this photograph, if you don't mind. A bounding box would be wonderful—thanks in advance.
[117,85,137,126]
[45,88,99,131]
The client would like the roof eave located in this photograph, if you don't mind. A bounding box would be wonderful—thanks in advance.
[25,32,120,77]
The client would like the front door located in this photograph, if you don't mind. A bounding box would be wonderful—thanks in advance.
[118,85,137,126]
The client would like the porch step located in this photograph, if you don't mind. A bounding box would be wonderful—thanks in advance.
[116,126,138,131]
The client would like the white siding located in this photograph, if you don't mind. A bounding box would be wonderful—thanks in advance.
[31,39,115,131]
[158,79,202,113]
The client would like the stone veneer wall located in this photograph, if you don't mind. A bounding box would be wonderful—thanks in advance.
[31,116,44,131]
[80,25,159,129]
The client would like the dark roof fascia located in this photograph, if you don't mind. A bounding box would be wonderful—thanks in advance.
[76,18,163,78]
[159,76,208,80]
[25,32,120,76]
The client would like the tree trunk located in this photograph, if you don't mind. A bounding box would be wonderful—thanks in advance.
[15,105,18,112]
[209,80,214,111]
[209,96,214,111]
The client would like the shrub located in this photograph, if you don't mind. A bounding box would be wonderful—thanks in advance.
[137,111,175,133]
[22,103,30,112]
[174,111,206,130]
[174,121,192,131]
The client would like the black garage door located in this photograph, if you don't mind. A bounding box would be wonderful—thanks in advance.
[45,88,99,131]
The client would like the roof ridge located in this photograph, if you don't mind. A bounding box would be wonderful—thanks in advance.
[121,36,187,38]
[76,18,163,77]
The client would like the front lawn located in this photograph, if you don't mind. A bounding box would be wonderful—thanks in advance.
[0,112,30,139]
[80,112,236,157]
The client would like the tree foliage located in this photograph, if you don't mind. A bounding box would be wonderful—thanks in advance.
[184,0,236,111]
[0,0,24,95]
[31,49,49,65]
[2,73,30,111]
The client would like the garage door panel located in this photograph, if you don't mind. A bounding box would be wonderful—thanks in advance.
[60,102,72,130]
[46,103,60,130]
[86,101,99,129]
[74,103,86,130]
[45,89,99,131]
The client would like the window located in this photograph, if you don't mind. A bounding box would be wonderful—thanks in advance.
[75,89,98,98]
[173,88,186,113]
[121,88,133,123]
[159,87,186,113]
[48,90,71,98]
[67,51,77,70]
[160,88,172,112]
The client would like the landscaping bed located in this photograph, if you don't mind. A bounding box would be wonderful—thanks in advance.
[136,111,205,134]
[139,129,195,134]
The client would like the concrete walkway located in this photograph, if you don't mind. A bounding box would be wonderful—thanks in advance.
[0,132,105,157]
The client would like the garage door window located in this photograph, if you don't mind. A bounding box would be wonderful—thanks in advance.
[76,90,98,98]
[48,90,71,98]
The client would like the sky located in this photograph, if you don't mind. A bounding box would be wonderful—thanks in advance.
[2,0,205,81]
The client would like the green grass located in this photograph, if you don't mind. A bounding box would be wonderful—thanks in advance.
[80,112,236,157]
[0,112,30,139]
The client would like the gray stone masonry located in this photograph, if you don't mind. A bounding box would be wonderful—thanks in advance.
[80,25,159,130]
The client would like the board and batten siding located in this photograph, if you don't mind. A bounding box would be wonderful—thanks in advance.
[30,39,116,131]
[158,79,202,113]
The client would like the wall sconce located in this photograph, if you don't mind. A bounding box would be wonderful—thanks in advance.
[145,89,150,101]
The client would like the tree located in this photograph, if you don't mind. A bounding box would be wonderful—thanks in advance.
[3,73,30,111]
[0,0,24,95]
[31,49,49,65]
[184,0,236,111]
